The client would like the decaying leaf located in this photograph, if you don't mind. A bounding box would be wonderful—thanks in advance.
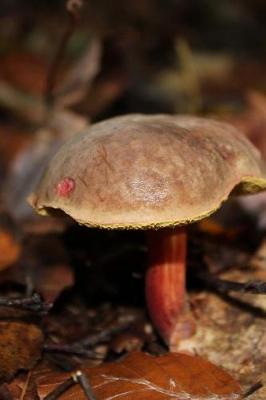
[37,351,242,399]
[0,321,44,382]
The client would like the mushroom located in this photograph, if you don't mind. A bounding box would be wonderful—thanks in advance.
[28,114,266,348]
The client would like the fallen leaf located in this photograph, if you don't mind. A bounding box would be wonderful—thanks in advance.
[37,351,242,399]
[0,321,44,382]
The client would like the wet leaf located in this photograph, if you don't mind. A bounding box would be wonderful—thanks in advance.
[37,351,242,399]
[0,321,44,382]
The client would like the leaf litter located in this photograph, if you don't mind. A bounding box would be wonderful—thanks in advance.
[0,1,266,399]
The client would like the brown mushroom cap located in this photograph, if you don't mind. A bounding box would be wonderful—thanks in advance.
[28,114,266,229]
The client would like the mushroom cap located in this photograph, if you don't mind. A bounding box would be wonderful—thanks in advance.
[28,114,266,229]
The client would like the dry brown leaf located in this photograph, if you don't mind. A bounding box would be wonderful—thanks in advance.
[0,321,44,382]
[37,351,242,400]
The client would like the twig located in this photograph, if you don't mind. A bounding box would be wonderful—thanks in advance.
[197,270,266,295]
[242,381,263,398]
[43,371,96,400]
[45,0,84,106]
[43,376,76,400]
[73,370,97,400]
[44,342,101,358]
[44,313,138,357]
[43,327,114,357]
[0,293,52,314]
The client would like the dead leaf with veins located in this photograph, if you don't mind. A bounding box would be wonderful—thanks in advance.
[37,352,242,400]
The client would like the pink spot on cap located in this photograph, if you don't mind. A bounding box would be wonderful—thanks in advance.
[56,177,75,198]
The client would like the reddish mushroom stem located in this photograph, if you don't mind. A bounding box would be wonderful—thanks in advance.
[146,228,195,346]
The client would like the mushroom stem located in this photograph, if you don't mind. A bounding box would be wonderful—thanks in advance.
[146,228,195,346]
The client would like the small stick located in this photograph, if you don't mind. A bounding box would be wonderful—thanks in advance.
[43,371,96,400]
[44,342,100,358]
[43,377,76,400]
[242,381,263,398]
[44,316,138,356]
[45,0,84,106]
[197,271,266,295]
[73,370,97,400]
[0,293,52,314]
